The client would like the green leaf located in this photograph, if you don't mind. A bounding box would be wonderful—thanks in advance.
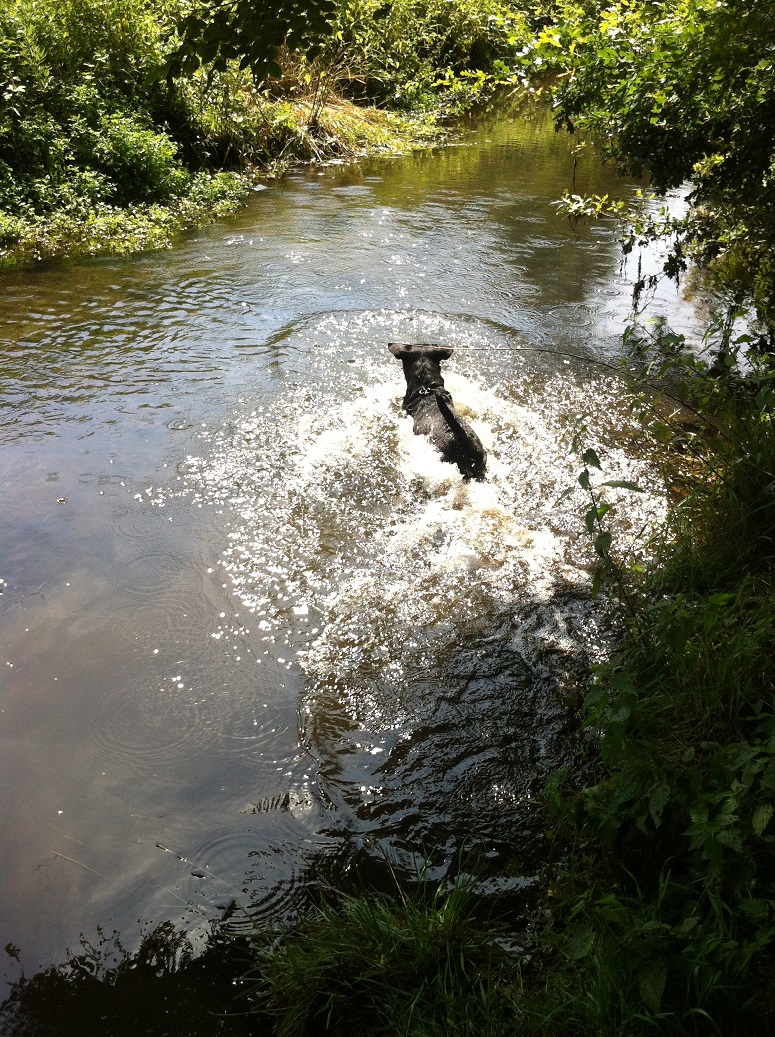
[600,479,645,492]
[582,448,601,469]
[555,485,576,505]
[566,926,595,961]
[739,898,770,922]
[594,530,612,557]
[648,780,670,825]
[716,828,743,851]
[753,803,773,837]
[638,962,666,1013]
[166,0,336,85]
[615,761,648,802]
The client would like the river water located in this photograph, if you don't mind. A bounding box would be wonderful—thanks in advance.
[0,109,702,1000]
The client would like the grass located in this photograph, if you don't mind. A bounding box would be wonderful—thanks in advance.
[241,874,523,1037]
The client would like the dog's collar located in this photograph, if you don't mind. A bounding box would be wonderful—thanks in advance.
[404,383,453,411]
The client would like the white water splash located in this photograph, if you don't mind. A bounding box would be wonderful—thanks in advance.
[171,342,667,708]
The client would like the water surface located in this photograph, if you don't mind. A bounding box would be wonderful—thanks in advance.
[0,110,702,995]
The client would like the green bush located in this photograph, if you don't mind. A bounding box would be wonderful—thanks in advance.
[90,115,190,204]
[327,0,529,109]
[530,342,775,1034]
[0,0,185,209]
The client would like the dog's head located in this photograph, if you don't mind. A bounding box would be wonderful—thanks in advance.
[388,343,453,362]
[388,344,453,388]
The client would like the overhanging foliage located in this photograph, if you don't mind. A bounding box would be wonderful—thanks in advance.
[164,0,338,82]
[531,0,775,336]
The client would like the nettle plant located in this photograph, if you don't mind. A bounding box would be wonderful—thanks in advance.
[556,421,645,615]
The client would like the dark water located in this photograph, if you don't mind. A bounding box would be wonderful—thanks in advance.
[0,109,702,1015]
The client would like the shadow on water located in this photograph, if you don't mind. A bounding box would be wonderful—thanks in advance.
[0,924,255,1037]
[305,584,593,876]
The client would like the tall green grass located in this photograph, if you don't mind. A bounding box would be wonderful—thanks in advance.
[242,875,522,1036]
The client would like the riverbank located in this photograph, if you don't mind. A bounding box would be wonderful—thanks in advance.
[0,96,442,267]
[0,0,519,269]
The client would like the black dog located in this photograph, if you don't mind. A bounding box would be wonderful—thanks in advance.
[388,343,487,480]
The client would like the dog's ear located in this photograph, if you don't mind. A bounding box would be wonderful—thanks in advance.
[429,346,454,361]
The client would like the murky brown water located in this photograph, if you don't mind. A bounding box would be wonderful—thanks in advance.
[0,108,702,1005]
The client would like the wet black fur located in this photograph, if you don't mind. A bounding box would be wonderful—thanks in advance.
[388,343,487,481]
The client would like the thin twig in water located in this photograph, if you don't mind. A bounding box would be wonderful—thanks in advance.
[156,842,242,894]
[51,852,134,893]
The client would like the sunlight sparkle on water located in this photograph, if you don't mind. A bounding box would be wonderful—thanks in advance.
[160,323,667,717]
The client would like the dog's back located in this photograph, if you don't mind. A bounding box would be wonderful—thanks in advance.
[388,343,487,480]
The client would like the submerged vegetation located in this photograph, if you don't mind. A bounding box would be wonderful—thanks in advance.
[2,0,775,1033]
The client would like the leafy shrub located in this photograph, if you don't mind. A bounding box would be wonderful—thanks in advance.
[0,0,185,209]
[327,0,530,109]
[90,115,190,204]
[528,0,775,336]
[534,339,775,1033]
